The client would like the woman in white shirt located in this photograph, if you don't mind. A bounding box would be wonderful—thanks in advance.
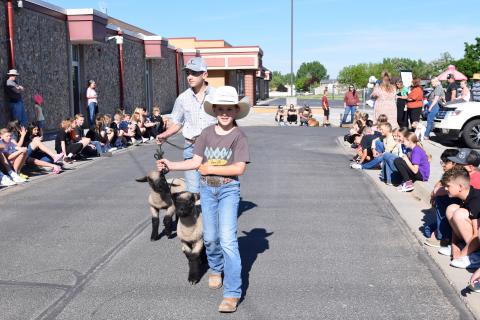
[86,80,98,128]
[458,80,471,102]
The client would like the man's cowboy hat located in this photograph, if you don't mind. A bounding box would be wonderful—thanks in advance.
[203,86,250,120]
[7,69,19,76]
[472,73,480,80]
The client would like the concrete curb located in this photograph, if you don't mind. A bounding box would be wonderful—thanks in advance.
[337,136,480,319]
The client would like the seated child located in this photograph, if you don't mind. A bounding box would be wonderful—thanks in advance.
[275,106,285,125]
[442,167,480,269]
[424,149,461,249]
[394,132,430,192]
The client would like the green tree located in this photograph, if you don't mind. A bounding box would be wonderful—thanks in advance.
[337,63,370,88]
[296,61,328,84]
[295,77,308,91]
[270,71,285,90]
[455,38,480,79]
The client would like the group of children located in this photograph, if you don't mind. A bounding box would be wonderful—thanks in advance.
[346,112,430,192]
[345,111,480,291]
[274,88,331,127]
[0,106,166,187]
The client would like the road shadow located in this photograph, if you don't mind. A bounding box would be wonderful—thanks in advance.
[238,198,257,218]
[419,208,436,237]
[239,228,273,300]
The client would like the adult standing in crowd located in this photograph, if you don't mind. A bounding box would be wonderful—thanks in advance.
[371,71,397,129]
[86,80,98,128]
[341,85,360,126]
[471,73,480,102]
[445,74,458,104]
[395,79,409,128]
[456,80,471,102]
[5,69,27,127]
[156,57,216,196]
[424,77,444,140]
[406,77,424,127]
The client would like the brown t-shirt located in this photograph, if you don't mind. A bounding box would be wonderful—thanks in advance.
[193,125,250,169]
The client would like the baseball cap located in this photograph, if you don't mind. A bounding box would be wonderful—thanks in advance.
[448,148,479,165]
[183,57,207,72]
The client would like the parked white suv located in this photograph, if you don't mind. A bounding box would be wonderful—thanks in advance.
[434,101,480,148]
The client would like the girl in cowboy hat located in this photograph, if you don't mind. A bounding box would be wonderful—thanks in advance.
[157,86,250,313]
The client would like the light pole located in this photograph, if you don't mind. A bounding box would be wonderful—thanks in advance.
[290,0,294,96]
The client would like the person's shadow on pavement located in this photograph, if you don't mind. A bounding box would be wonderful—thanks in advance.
[239,228,273,300]
[238,198,257,218]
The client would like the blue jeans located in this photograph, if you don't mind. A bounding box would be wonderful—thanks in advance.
[10,101,28,127]
[200,180,242,298]
[432,195,460,240]
[341,105,356,124]
[90,140,108,154]
[425,103,439,137]
[87,102,97,127]
[381,152,400,184]
[362,140,385,169]
[183,142,200,193]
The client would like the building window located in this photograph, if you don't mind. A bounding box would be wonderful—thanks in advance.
[237,71,245,96]
[71,45,81,115]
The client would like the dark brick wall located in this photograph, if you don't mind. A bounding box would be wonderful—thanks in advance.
[82,41,121,117]
[0,1,181,126]
[0,4,70,130]
[151,48,178,114]
[123,38,146,112]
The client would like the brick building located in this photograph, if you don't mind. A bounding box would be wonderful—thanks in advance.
[0,0,269,130]
[168,37,271,106]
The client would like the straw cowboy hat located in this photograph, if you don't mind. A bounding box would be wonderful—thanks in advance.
[7,69,19,76]
[472,73,480,80]
[204,86,250,119]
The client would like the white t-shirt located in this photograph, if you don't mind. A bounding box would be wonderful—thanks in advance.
[34,104,45,121]
[87,87,98,104]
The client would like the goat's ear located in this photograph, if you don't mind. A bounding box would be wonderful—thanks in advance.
[135,176,148,183]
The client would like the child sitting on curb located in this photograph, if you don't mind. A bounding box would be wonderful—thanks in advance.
[394,132,430,192]
[351,122,398,170]
[424,149,461,249]
[442,167,480,269]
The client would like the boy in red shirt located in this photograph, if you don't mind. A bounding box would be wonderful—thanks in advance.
[322,87,330,127]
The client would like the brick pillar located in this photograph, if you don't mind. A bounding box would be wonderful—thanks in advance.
[244,71,255,106]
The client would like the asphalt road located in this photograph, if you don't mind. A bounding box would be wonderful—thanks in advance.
[0,127,473,319]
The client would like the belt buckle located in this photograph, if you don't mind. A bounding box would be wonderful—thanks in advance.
[206,176,222,187]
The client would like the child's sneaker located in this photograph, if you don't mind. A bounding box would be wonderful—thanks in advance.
[9,171,26,183]
[469,280,480,293]
[438,245,451,256]
[108,147,118,152]
[53,153,64,163]
[350,163,362,169]
[0,174,16,186]
[19,173,29,180]
[397,180,414,192]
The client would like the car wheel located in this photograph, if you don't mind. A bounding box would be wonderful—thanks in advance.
[462,119,480,149]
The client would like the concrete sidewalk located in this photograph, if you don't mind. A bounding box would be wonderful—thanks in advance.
[338,136,480,318]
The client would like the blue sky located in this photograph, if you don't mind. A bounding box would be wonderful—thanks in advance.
[48,0,480,78]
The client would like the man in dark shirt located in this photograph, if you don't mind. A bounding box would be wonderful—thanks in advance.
[442,167,480,268]
[445,74,458,103]
[5,69,28,127]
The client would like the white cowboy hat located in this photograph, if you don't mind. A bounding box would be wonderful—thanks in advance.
[7,69,19,76]
[472,73,480,80]
[204,86,250,120]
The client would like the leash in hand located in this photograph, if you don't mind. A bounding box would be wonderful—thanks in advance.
[154,145,174,198]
